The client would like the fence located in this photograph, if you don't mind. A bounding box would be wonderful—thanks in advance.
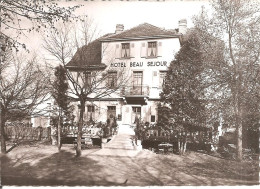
[4,126,51,142]
[4,125,105,146]
[139,128,213,153]
[141,129,213,143]
[61,126,102,138]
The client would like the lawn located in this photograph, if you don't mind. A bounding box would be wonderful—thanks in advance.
[1,142,259,186]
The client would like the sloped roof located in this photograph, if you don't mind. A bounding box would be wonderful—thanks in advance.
[66,23,181,69]
[66,34,113,70]
[101,23,180,41]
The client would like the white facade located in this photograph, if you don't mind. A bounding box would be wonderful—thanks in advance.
[71,23,184,127]
[102,37,181,99]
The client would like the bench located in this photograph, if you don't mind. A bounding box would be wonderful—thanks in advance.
[73,137,92,149]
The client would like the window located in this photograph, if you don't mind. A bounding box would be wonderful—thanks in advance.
[133,107,141,113]
[87,105,95,112]
[133,71,143,95]
[84,72,91,88]
[159,71,167,88]
[107,71,117,88]
[147,42,157,57]
[133,71,143,87]
[121,43,130,58]
[107,106,116,119]
[132,107,141,124]
[151,115,155,122]
[108,106,116,111]
[87,105,95,121]
[117,114,122,121]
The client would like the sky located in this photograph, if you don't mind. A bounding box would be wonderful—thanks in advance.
[24,0,210,52]
[69,0,210,34]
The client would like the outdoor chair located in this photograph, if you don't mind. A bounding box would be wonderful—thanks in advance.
[158,144,165,154]
[85,137,93,148]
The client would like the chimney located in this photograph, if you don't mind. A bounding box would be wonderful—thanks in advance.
[178,19,187,35]
[115,24,124,34]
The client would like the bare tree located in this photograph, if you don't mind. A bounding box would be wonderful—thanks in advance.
[73,16,101,48]
[0,50,50,154]
[43,20,128,157]
[0,0,80,49]
[193,0,260,161]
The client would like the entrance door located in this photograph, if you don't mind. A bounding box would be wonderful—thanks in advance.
[107,106,116,134]
[107,106,116,121]
[132,107,141,124]
[133,71,143,95]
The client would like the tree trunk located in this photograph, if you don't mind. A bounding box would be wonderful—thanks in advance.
[76,101,85,157]
[57,108,62,152]
[37,127,43,141]
[0,110,7,154]
[236,105,243,161]
[237,122,243,161]
[183,131,187,154]
[178,139,181,155]
[183,141,187,154]
[47,127,51,141]
[235,82,243,161]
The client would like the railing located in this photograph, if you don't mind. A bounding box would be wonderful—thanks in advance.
[121,85,150,96]
[62,126,102,137]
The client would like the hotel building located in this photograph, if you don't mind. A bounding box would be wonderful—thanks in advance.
[66,20,186,128]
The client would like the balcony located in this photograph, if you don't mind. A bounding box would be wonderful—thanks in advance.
[121,85,150,105]
[121,85,150,97]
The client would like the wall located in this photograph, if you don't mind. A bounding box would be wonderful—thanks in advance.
[71,99,160,125]
[70,37,181,125]
[102,37,180,98]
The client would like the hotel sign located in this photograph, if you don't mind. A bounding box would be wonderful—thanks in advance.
[110,61,167,67]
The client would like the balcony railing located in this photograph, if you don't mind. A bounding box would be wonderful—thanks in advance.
[121,85,150,96]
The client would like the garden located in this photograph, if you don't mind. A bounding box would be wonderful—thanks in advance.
[133,117,259,161]
[3,116,119,153]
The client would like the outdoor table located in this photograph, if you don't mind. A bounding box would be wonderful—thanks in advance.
[158,143,173,154]
[73,138,88,149]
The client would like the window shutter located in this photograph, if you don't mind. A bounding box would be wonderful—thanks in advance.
[140,42,146,58]
[152,71,158,87]
[130,43,135,57]
[115,44,121,59]
[157,41,162,57]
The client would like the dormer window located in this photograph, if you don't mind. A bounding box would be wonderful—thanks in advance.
[147,42,157,57]
[121,43,130,58]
